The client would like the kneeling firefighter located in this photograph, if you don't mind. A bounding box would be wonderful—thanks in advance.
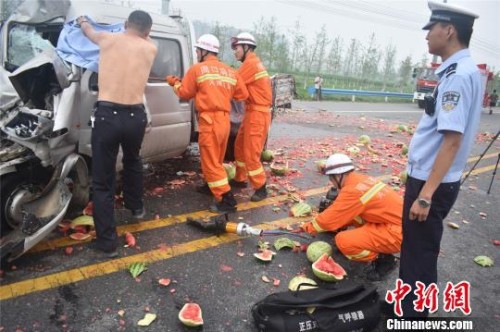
[301,153,403,281]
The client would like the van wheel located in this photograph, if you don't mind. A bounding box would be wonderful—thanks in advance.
[0,169,48,236]
[0,166,50,236]
[418,100,425,109]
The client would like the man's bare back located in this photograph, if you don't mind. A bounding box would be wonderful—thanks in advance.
[78,17,157,105]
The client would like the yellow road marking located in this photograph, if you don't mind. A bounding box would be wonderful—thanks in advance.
[32,155,497,254]
[466,153,497,163]
[0,216,307,301]
[1,156,497,300]
[466,164,497,176]
[31,186,328,253]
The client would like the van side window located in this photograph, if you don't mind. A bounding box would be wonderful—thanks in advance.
[149,38,183,80]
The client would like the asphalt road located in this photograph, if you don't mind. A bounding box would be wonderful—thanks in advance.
[0,101,499,332]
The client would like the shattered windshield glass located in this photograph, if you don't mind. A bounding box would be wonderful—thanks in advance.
[7,23,55,68]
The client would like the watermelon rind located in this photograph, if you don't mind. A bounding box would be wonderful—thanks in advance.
[306,241,333,263]
[179,303,203,327]
[254,249,276,262]
[288,276,318,291]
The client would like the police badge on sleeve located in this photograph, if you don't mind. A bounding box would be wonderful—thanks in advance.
[442,91,460,111]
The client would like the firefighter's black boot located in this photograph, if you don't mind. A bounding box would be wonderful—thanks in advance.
[209,191,237,213]
[365,254,397,281]
[250,184,268,202]
[196,182,212,195]
[229,179,248,188]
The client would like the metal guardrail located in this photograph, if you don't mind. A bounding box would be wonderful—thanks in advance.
[307,86,413,99]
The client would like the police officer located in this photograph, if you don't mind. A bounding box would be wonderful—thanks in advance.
[399,1,482,317]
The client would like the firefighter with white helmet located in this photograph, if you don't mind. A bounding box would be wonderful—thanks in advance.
[301,153,403,281]
[229,32,272,202]
[194,34,220,58]
[166,34,249,213]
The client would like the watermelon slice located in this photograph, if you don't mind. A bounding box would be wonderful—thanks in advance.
[311,253,347,282]
[179,303,203,327]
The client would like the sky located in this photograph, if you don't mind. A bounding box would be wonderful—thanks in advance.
[134,0,500,71]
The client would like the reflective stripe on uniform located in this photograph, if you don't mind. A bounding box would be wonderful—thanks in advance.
[197,73,237,85]
[346,250,372,260]
[208,177,229,188]
[254,70,269,81]
[311,218,326,232]
[248,166,264,177]
[173,82,181,93]
[359,182,386,205]
[236,160,246,167]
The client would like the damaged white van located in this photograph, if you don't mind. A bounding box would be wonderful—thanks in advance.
[0,0,198,261]
[0,0,295,262]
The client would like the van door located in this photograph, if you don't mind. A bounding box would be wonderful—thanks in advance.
[141,36,192,163]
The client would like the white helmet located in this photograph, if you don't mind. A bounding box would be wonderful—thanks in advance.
[195,34,220,53]
[231,32,257,49]
[324,153,355,175]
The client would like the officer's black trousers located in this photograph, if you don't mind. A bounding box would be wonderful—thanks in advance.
[91,102,147,250]
[399,176,460,317]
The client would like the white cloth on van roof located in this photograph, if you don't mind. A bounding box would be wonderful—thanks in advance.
[56,17,124,72]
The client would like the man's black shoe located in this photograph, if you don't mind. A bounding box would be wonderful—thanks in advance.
[131,206,146,220]
[229,179,248,188]
[88,241,118,259]
[209,191,237,213]
[196,183,212,195]
[250,184,268,202]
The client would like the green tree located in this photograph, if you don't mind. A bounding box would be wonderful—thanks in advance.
[398,55,414,87]
[314,25,329,74]
[288,19,305,71]
[343,38,359,79]
[325,36,343,77]
[381,43,397,90]
[360,33,380,82]
[253,16,279,69]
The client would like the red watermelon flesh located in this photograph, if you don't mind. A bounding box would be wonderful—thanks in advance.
[312,253,347,281]
[179,303,203,327]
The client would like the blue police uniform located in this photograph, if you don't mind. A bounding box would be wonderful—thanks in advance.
[407,49,483,182]
[399,1,482,318]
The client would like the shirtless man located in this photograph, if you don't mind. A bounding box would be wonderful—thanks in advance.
[77,11,157,257]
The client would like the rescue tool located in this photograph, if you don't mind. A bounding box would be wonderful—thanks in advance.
[186,214,311,239]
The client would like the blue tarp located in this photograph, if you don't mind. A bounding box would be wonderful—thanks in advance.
[56,17,124,72]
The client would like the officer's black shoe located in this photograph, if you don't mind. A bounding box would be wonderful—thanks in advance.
[229,179,248,188]
[365,254,397,281]
[196,183,212,195]
[250,184,268,202]
[131,206,146,220]
[209,191,237,213]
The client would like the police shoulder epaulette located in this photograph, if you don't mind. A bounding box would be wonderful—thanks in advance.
[444,63,457,78]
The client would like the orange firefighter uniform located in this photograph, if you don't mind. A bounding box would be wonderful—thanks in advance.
[171,54,248,200]
[302,172,402,262]
[233,52,272,189]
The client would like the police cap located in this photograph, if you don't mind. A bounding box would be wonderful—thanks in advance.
[423,1,479,30]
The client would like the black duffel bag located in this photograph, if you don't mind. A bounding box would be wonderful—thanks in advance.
[251,281,380,332]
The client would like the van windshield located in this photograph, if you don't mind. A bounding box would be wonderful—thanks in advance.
[6,21,62,71]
